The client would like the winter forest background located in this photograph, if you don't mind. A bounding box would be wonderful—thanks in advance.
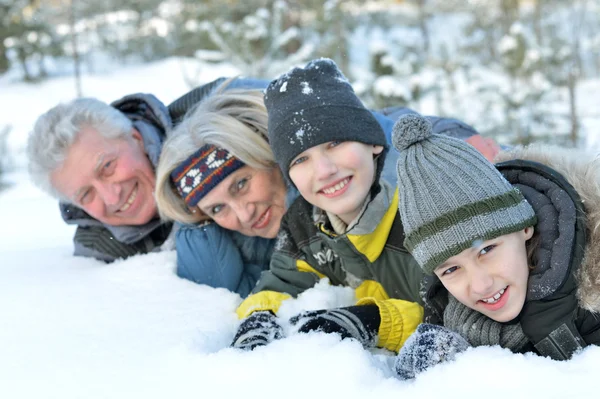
[2,1,600,398]
[2,0,600,176]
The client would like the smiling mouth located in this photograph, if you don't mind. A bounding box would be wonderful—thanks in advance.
[252,207,272,229]
[119,184,138,212]
[480,286,507,304]
[320,177,351,196]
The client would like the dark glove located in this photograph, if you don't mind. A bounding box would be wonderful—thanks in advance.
[231,311,283,351]
[395,323,469,380]
[289,305,381,348]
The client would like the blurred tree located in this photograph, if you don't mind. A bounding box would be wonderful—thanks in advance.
[0,124,10,184]
[180,0,318,82]
[0,0,64,80]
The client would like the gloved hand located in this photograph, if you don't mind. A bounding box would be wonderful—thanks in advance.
[395,323,469,380]
[231,311,284,350]
[289,305,381,348]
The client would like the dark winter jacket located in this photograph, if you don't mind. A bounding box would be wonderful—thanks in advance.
[236,176,425,352]
[424,145,600,360]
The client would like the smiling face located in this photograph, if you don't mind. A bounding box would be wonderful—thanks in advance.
[433,227,534,322]
[50,126,157,226]
[288,141,384,225]
[196,165,287,238]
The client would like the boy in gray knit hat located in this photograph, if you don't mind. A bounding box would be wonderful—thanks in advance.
[391,114,538,379]
[230,58,425,355]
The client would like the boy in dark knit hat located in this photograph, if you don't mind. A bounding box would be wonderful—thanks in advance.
[230,58,425,354]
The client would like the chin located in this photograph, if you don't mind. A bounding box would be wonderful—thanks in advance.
[262,229,279,239]
[489,308,522,323]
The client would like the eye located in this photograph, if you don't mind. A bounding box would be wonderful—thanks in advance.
[480,245,496,256]
[236,177,248,191]
[441,265,459,276]
[79,189,93,205]
[102,160,115,175]
[290,156,308,167]
[211,204,224,215]
[328,140,342,148]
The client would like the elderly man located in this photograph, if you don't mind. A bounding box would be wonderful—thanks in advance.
[27,77,266,262]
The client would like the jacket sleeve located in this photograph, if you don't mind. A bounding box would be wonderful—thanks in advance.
[357,297,424,353]
[72,225,150,262]
[235,256,324,319]
[168,78,270,125]
[175,222,264,297]
[236,217,324,318]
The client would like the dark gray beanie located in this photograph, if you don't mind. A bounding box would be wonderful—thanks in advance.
[393,114,537,275]
[264,58,387,182]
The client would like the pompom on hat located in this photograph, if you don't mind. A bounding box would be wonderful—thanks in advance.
[393,114,537,275]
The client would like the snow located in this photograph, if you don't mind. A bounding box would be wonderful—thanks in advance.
[2,59,600,398]
[301,81,313,94]
[279,81,288,92]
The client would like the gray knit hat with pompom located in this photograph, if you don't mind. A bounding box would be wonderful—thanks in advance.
[393,114,537,275]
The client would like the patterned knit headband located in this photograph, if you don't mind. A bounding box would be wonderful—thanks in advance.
[170,144,245,207]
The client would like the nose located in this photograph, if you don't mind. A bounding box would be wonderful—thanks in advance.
[98,181,122,208]
[231,199,256,225]
[314,153,338,180]
[469,267,494,297]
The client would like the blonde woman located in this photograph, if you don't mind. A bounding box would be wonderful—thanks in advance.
[156,85,299,297]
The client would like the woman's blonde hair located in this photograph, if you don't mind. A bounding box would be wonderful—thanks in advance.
[155,81,276,224]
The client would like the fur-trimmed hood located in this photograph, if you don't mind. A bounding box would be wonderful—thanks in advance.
[495,144,600,312]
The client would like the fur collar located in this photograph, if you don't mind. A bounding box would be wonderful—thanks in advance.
[495,144,600,312]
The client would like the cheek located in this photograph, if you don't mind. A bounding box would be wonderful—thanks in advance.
[213,214,238,230]
[441,279,469,303]
[289,168,309,191]
[82,199,105,218]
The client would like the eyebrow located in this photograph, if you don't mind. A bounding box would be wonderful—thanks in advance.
[93,153,107,174]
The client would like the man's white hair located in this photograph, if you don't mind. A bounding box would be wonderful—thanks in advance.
[27,98,133,200]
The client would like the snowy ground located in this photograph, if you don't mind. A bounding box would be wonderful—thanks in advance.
[1,59,600,398]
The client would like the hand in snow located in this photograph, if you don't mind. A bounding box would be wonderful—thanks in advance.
[395,323,469,380]
[231,311,284,351]
[289,305,380,348]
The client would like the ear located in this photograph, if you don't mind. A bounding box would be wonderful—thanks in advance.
[131,128,145,151]
[372,145,384,155]
[524,226,535,240]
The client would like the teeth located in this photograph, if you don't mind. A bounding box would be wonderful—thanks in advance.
[119,186,137,212]
[481,287,506,304]
[254,209,268,227]
[322,178,349,194]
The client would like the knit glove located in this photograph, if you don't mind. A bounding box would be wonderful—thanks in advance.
[394,323,469,381]
[289,305,381,348]
[231,311,284,350]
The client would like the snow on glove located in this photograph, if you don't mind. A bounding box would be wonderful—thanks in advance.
[289,305,381,348]
[231,311,283,351]
[395,323,469,380]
